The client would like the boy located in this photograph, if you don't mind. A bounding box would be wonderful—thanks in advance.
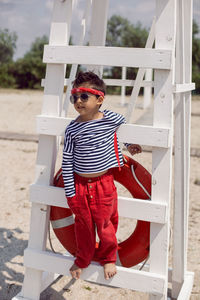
[62,71,142,280]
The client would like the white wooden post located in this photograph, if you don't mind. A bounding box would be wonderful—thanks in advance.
[172,0,193,298]
[149,1,176,299]
[18,1,74,299]
[62,0,92,116]
[87,0,109,76]
[120,66,126,106]
[143,68,153,109]
[125,17,155,122]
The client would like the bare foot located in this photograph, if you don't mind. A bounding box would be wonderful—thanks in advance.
[70,263,82,279]
[103,263,117,280]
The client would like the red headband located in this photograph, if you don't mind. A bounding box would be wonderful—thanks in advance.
[71,87,104,97]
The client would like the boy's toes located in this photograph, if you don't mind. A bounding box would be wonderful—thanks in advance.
[103,263,117,280]
[70,263,82,279]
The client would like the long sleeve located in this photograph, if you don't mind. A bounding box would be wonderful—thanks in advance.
[62,127,76,197]
[107,110,131,149]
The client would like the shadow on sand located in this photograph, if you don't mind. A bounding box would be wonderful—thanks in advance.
[0,227,75,300]
[0,227,27,300]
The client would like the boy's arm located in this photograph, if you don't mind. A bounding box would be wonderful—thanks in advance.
[62,128,75,197]
[111,111,142,155]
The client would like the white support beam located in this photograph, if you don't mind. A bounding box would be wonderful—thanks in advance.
[87,0,109,75]
[172,0,193,298]
[143,69,153,109]
[20,1,74,300]
[62,0,92,116]
[150,1,176,300]
[173,0,187,296]
[43,45,172,70]
[36,115,171,148]
[30,184,167,224]
[125,17,155,122]
[120,66,126,106]
[23,248,166,296]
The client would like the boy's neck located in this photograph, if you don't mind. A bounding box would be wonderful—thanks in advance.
[77,111,103,123]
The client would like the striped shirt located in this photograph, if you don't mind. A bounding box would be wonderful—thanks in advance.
[62,109,128,197]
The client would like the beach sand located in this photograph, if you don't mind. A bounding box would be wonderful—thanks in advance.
[0,89,199,300]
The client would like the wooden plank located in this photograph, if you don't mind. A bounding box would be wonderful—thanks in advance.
[117,124,171,148]
[36,115,72,136]
[184,5,193,293]
[22,267,43,300]
[87,0,109,75]
[89,0,108,47]
[30,184,167,224]
[41,78,154,87]
[143,69,153,108]
[36,115,171,148]
[125,17,155,122]
[43,45,172,70]
[173,83,195,93]
[120,66,126,106]
[23,248,166,296]
[62,0,92,116]
[172,0,187,296]
[150,1,176,299]
[172,0,193,298]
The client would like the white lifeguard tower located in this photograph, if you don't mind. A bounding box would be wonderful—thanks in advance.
[13,0,195,299]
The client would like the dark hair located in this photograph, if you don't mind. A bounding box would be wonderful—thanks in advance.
[72,71,106,95]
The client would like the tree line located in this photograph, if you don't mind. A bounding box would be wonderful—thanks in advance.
[0,15,200,93]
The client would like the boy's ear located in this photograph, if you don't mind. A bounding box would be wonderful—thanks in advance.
[97,95,104,106]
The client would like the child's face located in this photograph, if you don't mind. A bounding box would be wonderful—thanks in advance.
[72,83,104,117]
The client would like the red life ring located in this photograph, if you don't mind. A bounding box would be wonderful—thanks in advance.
[50,155,151,268]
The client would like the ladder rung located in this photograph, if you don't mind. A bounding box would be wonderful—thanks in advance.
[43,45,172,70]
[41,78,195,93]
[24,248,166,296]
[41,78,154,88]
[30,184,167,224]
[36,115,171,148]
[173,83,195,93]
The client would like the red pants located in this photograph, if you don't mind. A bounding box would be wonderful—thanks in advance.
[67,170,118,268]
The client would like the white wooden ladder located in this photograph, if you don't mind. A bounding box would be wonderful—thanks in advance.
[13,0,195,299]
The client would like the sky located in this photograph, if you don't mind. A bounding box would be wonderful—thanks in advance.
[0,0,199,60]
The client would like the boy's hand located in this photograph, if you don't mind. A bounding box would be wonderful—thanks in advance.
[127,144,142,156]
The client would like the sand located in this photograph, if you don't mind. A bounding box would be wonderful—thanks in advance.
[0,89,199,300]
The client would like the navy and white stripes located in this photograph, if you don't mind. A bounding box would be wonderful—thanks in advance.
[62,110,127,197]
